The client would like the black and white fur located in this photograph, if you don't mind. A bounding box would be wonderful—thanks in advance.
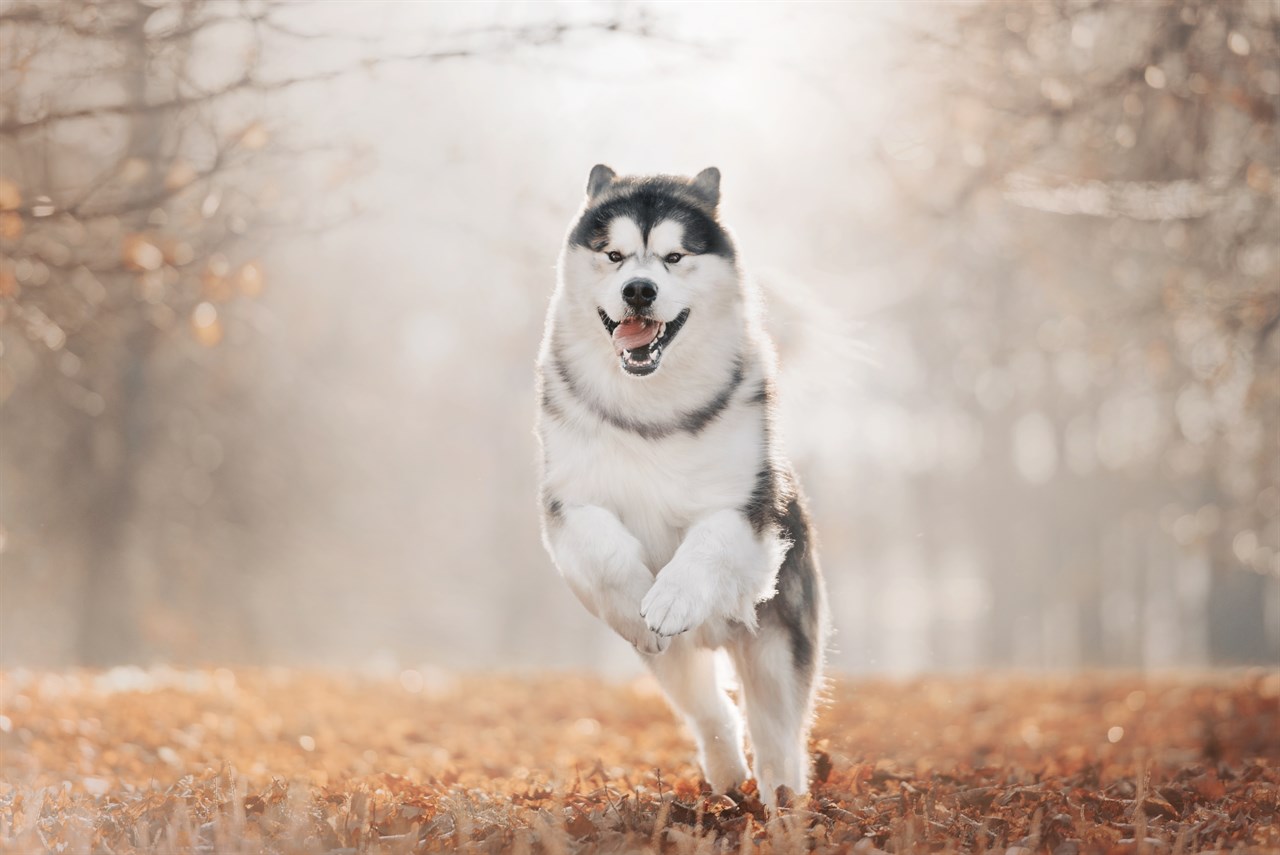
[536,165,827,805]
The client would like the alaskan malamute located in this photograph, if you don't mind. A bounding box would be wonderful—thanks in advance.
[536,165,827,805]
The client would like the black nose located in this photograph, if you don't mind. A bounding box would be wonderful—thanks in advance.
[622,278,657,309]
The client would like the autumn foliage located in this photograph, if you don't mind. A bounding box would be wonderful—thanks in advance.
[0,669,1276,853]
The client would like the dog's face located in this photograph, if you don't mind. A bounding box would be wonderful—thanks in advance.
[558,165,740,378]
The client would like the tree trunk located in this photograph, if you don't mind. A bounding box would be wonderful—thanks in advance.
[75,0,167,665]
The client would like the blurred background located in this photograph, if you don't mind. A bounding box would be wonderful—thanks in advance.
[1,0,1277,674]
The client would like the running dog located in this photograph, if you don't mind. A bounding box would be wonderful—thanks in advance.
[536,165,827,805]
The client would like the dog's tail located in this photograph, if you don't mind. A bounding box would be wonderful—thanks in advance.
[753,268,877,394]
[748,268,881,464]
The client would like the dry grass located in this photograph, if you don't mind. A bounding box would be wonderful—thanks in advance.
[0,667,1277,853]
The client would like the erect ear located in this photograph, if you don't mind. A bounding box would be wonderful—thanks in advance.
[586,164,616,199]
[691,167,721,207]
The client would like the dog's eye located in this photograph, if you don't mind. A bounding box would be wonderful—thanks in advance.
[665,253,683,264]
[606,251,624,263]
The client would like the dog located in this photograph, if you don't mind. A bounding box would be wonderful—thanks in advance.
[535,165,827,806]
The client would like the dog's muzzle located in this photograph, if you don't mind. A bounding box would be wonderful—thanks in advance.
[598,307,691,377]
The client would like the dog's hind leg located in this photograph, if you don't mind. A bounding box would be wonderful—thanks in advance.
[645,637,749,793]
[729,618,821,807]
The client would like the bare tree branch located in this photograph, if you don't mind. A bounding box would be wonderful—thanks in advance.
[0,17,655,137]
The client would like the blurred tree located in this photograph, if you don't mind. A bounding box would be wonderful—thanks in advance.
[1,0,321,663]
[887,0,1279,664]
[2,0,1273,670]
[0,0,647,665]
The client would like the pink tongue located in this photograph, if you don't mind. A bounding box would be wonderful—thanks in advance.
[613,317,660,353]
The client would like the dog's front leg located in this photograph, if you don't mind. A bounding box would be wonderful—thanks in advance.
[641,509,782,638]
[548,504,669,655]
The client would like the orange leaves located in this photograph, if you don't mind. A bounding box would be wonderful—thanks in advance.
[119,157,151,185]
[1245,161,1273,195]
[0,213,22,240]
[238,123,270,151]
[123,233,165,272]
[0,671,1275,854]
[0,183,22,240]
[201,257,266,303]
[164,160,199,191]
[190,302,222,347]
[0,178,21,211]
[124,234,198,272]
[117,233,265,346]
[200,256,232,300]
[235,261,265,297]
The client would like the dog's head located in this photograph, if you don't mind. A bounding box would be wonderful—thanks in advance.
[557,165,741,378]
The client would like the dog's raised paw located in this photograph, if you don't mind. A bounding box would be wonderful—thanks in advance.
[640,571,711,637]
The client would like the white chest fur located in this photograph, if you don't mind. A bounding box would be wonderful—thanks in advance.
[540,401,763,571]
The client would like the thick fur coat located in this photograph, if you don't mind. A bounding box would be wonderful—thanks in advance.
[536,166,827,804]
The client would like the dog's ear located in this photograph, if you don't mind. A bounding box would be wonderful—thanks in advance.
[691,167,721,207]
[586,164,617,199]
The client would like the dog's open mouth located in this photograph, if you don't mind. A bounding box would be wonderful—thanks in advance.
[597,308,691,376]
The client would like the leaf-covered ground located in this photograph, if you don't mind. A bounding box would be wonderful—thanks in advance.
[0,668,1276,853]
